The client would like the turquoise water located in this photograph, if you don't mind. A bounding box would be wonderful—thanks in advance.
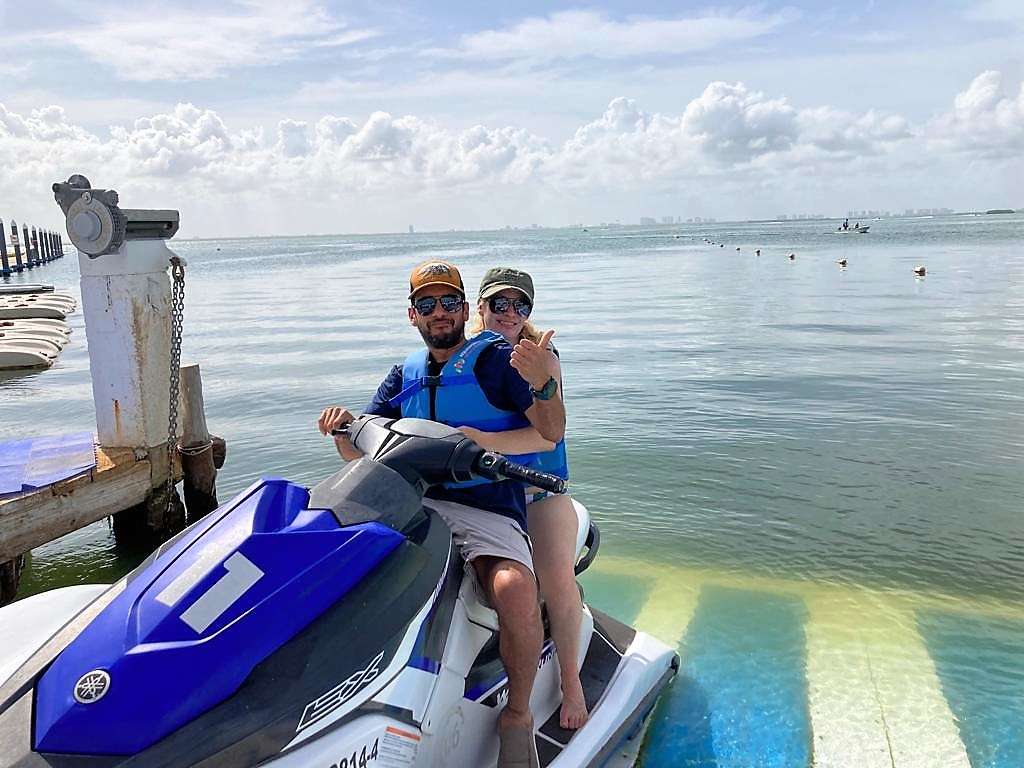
[2,215,1023,765]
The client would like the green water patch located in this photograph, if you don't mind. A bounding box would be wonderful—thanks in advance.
[641,586,811,768]
[917,611,1024,768]
[578,570,654,627]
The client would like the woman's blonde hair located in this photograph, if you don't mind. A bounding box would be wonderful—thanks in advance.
[470,299,543,344]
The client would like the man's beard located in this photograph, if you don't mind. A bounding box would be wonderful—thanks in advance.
[419,322,463,349]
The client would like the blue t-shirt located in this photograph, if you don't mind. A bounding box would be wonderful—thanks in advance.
[364,340,534,529]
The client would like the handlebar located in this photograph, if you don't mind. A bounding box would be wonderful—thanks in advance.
[474,452,567,494]
[330,422,565,494]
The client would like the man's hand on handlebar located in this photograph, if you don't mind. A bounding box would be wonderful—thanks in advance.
[317,406,361,461]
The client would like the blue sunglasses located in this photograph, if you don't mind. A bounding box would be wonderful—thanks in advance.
[488,295,532,318]
[413,294,465,316]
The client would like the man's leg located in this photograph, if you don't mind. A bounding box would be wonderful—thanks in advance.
[473,555,543,730]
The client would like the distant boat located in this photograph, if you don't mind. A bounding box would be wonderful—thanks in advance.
[836,225,870,234]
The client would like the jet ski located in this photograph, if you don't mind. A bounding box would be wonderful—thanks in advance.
[0,415,678,767]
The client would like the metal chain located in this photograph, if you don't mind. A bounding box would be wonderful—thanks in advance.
[167,256,186,513]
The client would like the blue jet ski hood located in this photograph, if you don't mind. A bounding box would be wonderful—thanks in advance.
[33,477,404,755]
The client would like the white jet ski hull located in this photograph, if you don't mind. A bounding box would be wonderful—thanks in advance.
[0,319,71,335]
[0,284,55,296]
[0,305,68,320]
[0,342,57,369]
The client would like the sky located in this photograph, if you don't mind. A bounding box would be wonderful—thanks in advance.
[0,1,1021,236]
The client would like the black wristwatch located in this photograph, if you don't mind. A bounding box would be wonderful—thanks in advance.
[531,376,558,401]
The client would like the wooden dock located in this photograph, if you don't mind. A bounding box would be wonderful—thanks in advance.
[0,446,183,564]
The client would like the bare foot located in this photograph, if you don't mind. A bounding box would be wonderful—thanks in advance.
[559,677,589,730]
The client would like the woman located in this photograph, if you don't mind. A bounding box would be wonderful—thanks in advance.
[460,267,588,730]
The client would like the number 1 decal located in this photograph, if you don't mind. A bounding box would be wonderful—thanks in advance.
[174,552,264,633]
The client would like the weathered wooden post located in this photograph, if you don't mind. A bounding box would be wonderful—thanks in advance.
[178,364,220,517]
[22,223,33,269]
[0,218,10,276]
[53,174,186,538]
[47,230,56,261]
[40,229,49,263]
[30,227,39,266]
[10,220,23,272]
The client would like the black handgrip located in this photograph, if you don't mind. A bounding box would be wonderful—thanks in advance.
[474,452,566,494]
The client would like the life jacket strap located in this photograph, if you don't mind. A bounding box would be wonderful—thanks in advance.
[387,372,477,408]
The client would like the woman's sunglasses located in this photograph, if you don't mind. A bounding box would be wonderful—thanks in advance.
[413,294,465,316]
[488,295,533,318]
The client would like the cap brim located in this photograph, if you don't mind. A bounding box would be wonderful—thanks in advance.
[478,283,533,302]
[409,281,466,299]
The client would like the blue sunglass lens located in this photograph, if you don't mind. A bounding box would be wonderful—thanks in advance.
[414,295,463,315]
[490,296,532,318]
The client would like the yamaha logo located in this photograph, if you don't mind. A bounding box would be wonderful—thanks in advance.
[73,670,110,704]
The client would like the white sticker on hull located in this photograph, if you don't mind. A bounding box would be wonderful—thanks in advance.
[379,725,420,767]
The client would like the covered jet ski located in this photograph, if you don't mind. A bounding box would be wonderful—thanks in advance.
[0,416,678,767]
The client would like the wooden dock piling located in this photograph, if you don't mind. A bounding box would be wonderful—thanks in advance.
[21,223,32,269]
[178,364,220,518]
[0,218,9,276]
[10,220,23,271]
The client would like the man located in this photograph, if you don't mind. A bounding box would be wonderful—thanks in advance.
[317,260,564,768]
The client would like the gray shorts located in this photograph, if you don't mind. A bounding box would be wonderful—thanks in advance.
[424,498,534,576]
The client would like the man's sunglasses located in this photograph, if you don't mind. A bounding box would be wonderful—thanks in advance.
[488,296,532,318]
[412,294,465,316]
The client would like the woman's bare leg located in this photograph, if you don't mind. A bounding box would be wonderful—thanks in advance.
[528,493,588,729]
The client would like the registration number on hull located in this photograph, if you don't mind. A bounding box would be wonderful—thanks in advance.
[328,738,379,768]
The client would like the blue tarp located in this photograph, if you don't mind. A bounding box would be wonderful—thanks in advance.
[0,432,96,497]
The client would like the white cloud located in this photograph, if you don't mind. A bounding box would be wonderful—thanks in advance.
[21,0,376,82]
[0,70,1017,235]
[436,8,794,63]
[928,71,1024,158]
[681,81,798,162]
[277,120,311,158]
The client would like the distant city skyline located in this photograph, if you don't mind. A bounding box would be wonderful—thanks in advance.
[0,1,1021,237]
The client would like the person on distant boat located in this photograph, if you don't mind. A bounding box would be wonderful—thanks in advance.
[317,260,565,768]
[854,222,861,230]
[466,267,589,731]
[843,218,849,231]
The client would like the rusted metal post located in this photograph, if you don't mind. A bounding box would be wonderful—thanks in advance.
[22,223,32,269]
[10,221,23,272]
[178,364,220,518]
[0,218,10,276]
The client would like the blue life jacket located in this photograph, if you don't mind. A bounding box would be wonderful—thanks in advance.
[388,331,538,488]
[531,437,569,481]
